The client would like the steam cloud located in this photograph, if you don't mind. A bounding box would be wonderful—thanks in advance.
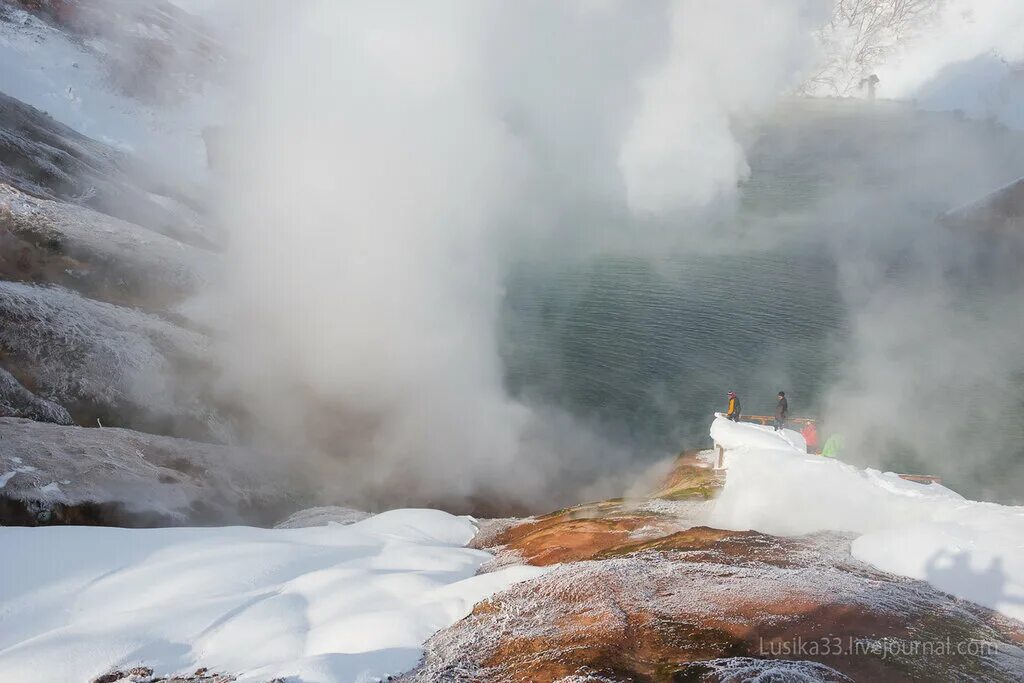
[813,0,1024,502]
[208,0,823,510]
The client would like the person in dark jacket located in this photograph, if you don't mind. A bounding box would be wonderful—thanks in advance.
[774,391,788,431]
[726,391,741,422]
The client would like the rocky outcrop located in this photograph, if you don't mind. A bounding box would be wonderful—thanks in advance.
[403,454,1024,682]
[0,89,216,247]
[0,183,214,309]
[0,366,71,424]
[412,527,1024,682]
[0,417,302,526]
[92,667,248,683]
[8,0,224,107]
[0,281,225,439]
[940,176,1024,241]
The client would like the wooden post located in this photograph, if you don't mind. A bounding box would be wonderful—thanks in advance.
[717,444,725,470]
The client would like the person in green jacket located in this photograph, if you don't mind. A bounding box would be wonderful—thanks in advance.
[821,433,844,458]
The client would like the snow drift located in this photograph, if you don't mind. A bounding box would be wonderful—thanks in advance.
[0,509,548,683]
[708,416,1024,623]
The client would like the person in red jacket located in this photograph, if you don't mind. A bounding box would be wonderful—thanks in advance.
[801,421,819,454]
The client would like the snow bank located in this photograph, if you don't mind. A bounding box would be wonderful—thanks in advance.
[707,416,1024,623]
[0,509,548,683]
[710,413,806,453]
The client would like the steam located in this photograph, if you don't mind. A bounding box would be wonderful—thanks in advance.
[620,1,818,211]
[877,0,1024,96]
[209,0,823,510]
[811,1,1024,502]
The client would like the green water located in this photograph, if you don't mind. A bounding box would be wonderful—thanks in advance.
[499,99,1024,504]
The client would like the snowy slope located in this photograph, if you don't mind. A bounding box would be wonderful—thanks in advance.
[708,415,1024,623]
[0,509,549,683]
[0,2,221,177]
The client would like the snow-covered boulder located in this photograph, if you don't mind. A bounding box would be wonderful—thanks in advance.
[0,417,298,526]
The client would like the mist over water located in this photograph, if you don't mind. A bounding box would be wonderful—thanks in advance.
[197,1,1024,512]
[500,99,1024,505]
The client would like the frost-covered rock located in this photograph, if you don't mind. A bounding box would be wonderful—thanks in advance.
[0,183,214,308]
[0,417,298,526]
[273,505,371,529]
[0,89,216,246]
[0,281,225,438]
[0,367,71,424]
[408,529,1024,682]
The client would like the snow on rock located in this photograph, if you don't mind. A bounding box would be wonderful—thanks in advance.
[707,415,1024,623]
[0,90,215,247]
[0,2,223,179]
[273,506,372,529]
[0,366,72,424]
[710,412,806,453]
[0,417,298,526]
[671,658,853,682]
[0,281,225,439]
[0,183,215,308]
[0,509,549,683]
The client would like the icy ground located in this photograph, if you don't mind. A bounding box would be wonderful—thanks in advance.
[0,509,548,683]
[0,2,220,176]
[708,416,1024,623]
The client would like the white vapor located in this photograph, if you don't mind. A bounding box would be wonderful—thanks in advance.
[878,0,1024,96]
[208,0,823,510]
[620,1,819,212]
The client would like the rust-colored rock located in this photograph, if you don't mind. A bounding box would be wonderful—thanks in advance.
[409,530,1024,682]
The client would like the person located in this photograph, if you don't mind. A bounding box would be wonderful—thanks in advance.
[774,391,788,431]
[821,433,844,458]
[726,391,741,422]
[801,421,819,453]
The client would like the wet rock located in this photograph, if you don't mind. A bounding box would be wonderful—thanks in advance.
[0,417,302,527]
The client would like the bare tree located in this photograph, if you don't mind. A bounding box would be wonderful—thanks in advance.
[802,0,943,97]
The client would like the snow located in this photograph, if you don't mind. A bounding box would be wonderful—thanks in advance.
[710,412,807,453]
[0,3,221,177]
[708,415,1024,623]
[0,509,549,683]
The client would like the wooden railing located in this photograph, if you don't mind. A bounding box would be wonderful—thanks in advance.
[739,415,816,426]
